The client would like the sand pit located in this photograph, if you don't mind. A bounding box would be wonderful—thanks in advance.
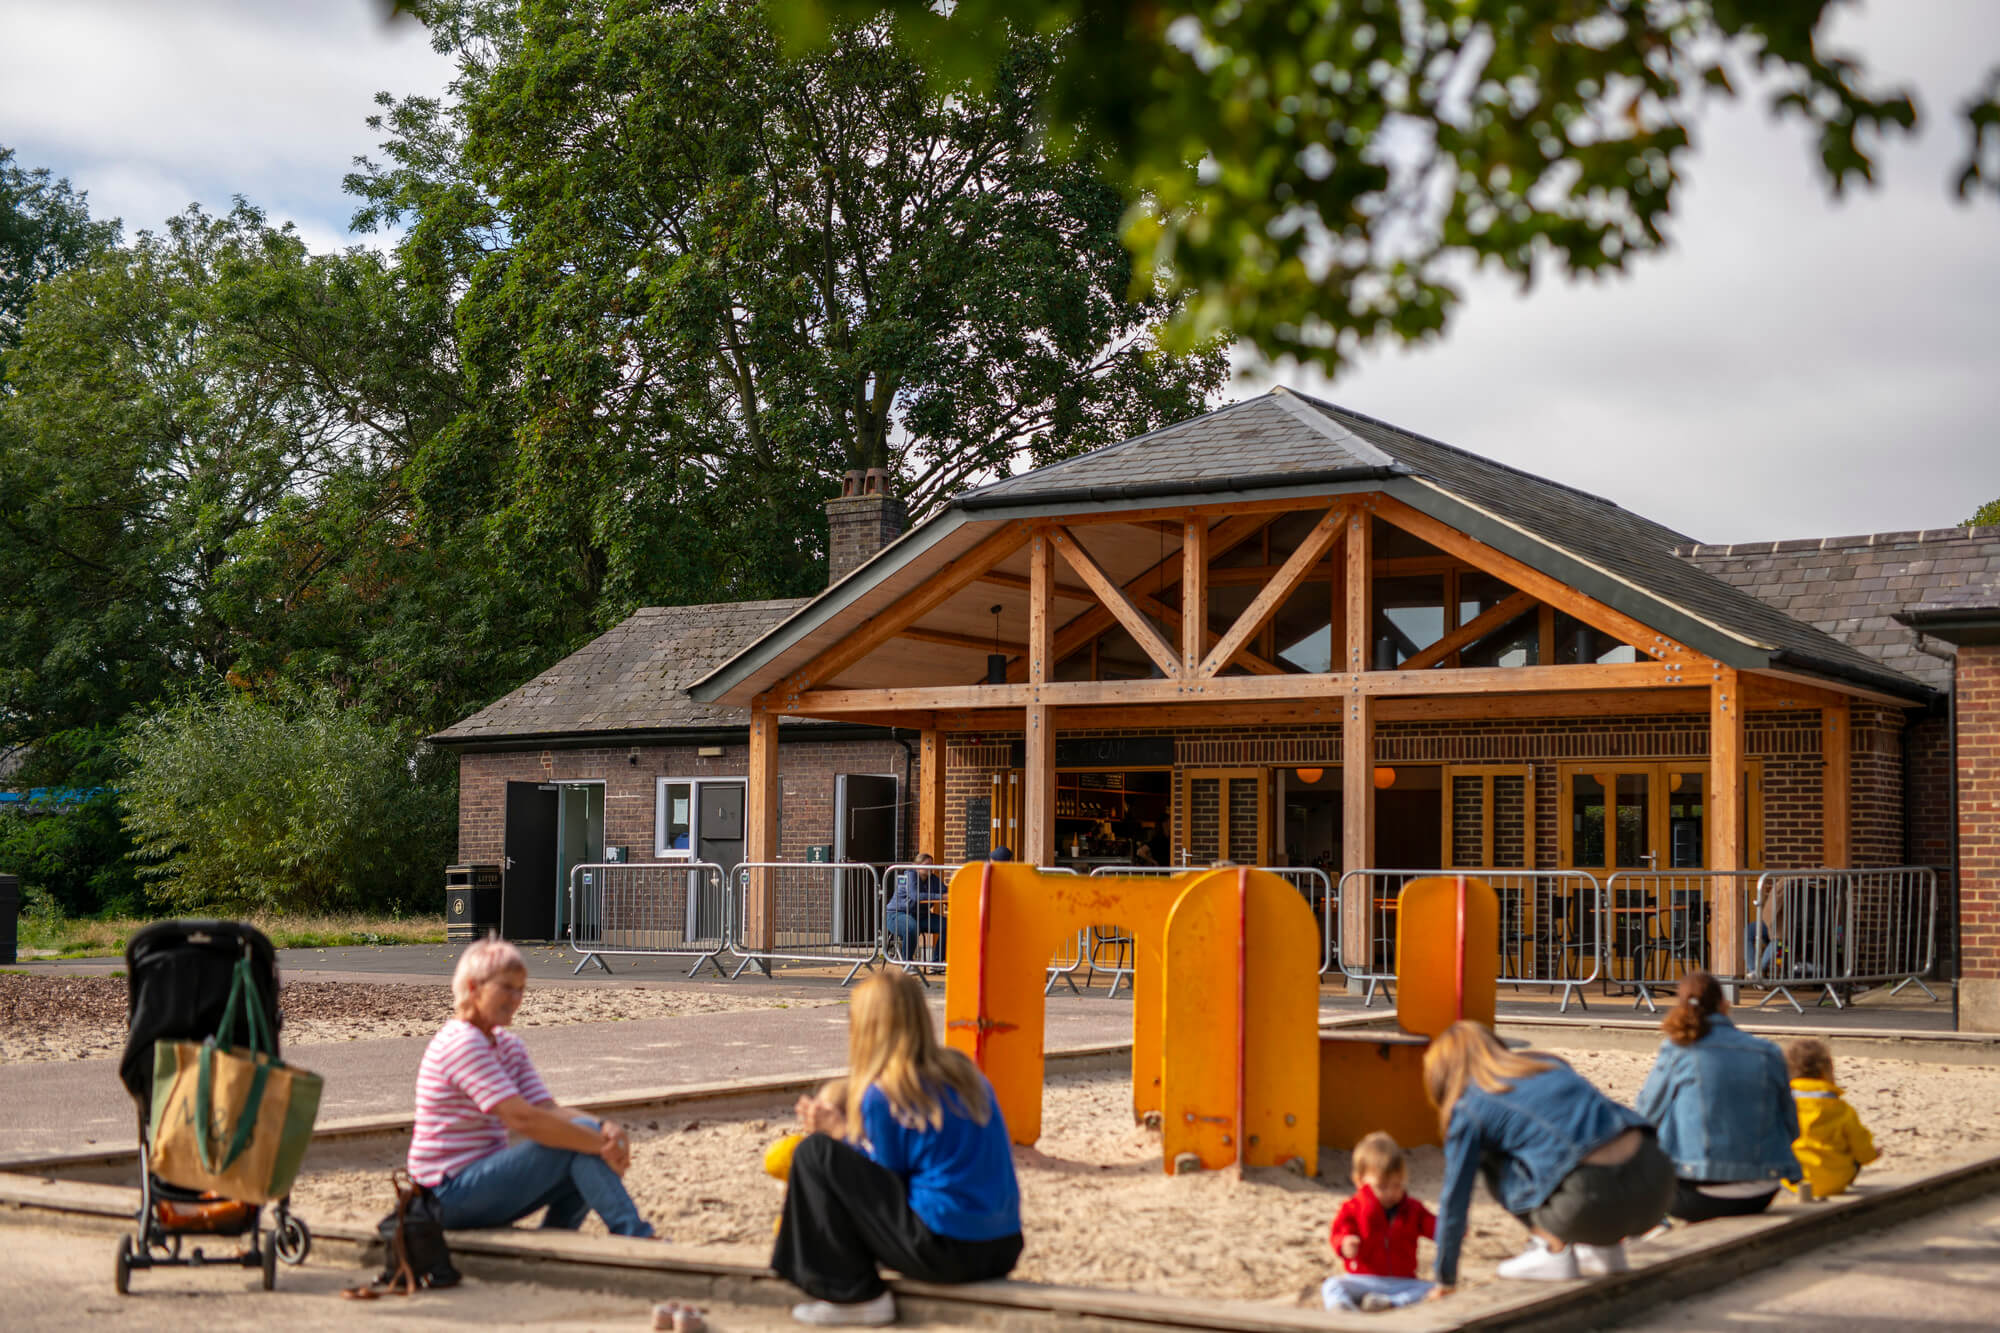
[0,975,833,1065]
[285,1041,2000,1305]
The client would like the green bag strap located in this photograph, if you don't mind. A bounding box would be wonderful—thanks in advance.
[194,1039,273,1174]
[214,952,274,1056]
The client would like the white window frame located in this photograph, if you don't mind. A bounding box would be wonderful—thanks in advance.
[654,777,746,860]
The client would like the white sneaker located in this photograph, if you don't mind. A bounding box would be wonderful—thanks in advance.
[790,1292,897,1326]
[1496,1236,1581,1281]
[1574,1242,1630,1276]
[1359,1293,1397,1311]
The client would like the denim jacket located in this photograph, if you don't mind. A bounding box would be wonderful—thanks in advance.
[1634,1016,1800,1185]
[1434,1060,1647,1286]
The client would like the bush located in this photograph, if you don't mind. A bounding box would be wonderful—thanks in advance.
[121,689,456,914]
[0,791,143,916]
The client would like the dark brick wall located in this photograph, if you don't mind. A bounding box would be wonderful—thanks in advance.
[826,493,907,586]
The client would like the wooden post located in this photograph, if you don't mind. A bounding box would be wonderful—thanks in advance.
[1709,667,1744,978]
[919,726,944,859]
[1029,528,1052,685]
[746,706,780,951]
[1340,508,1374,971]
[1022,703,1055,866]
[1182,516,1208,676]
[1821,698,1850,868]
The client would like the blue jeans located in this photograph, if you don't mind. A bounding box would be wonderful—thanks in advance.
[432,1116,653,1237]
[1321,1274,1434,1311]
[886,909,945,963]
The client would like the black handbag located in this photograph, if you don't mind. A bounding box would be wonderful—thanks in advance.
[372,1169,460,1291]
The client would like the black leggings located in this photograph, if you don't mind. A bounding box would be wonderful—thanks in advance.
[771,1134,1022,1304]
[1669,1179,1779,1223]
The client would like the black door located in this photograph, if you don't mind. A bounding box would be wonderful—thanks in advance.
[837,774,899,943]
[502,781,560,941]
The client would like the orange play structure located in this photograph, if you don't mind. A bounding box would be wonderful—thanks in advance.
[941,863,1496,1174]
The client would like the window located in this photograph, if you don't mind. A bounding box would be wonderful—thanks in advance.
[657,781,694,858]
[654,777,748,860]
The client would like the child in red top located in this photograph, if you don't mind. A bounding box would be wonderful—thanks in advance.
[1323,1132,1438,1312]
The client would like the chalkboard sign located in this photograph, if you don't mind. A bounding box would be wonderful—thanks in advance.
[1006,736,1175,769]
[963,797,992,861]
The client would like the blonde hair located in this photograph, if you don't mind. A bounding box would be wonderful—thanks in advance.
[452,935,526,1020]
[846,969,991,1133]
[1351,1131,1406,1186]
[1422,1020,1557,1134]
[1785,1037,1834,1082]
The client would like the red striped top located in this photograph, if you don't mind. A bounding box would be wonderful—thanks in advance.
[407,1019,554,1186]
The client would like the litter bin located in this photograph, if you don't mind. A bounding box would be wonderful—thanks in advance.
[445,864,502,942]
[0,874,18,965]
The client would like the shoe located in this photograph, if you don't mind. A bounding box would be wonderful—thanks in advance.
[1359,1293,1396,1311]
[790,1292,897,1326]
[1574,1242,1629,1276]
[1496,1236,1581,1281]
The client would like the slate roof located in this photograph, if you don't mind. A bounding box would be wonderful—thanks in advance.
[947,388,1931,700]
[1681,528,2000,692]
[431,599,808,744]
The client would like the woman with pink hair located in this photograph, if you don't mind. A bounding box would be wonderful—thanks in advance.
[408,936,654,1236]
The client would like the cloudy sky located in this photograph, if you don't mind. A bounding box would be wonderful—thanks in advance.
[3,0,1995,543]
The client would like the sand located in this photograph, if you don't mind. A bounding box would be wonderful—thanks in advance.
[284,1044,2000,1305]
[0,975,832,1065]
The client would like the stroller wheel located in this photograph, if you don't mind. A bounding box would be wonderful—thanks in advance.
[115,1235,133,1295]
[275,1215,312,1265]
[261,1235,278,1291]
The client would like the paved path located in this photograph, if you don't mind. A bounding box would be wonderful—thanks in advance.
[0,993,1134,1164]
[1614,1189,2000,1332]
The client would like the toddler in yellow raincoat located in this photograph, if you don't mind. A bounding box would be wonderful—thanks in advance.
[1783,1038,1878,1198]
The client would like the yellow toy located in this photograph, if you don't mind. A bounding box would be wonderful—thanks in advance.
[762,1081,847,1231]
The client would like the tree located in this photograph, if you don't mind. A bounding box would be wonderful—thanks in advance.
[120,688,456,914]
[0,146,120,383]
[1970,499,2000,527]
[355,0,1228,615]
[760,0,2000,375]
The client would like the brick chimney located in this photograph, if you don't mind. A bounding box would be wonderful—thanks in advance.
[825,467,907,586]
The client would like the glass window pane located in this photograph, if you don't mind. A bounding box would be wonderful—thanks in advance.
[1666,771,1704,868]
[1460,611,1540,669]
[1273,583,1333,674]
[1553,611,1638,664]
[1457,570,1516,623]
[1614,772,1651,869]
[1373,575,1445,666]
[662,782,692,854]
[1572,773,1607,868]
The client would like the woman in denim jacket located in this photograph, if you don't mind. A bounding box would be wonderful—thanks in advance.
[1424,1022,1674,1289]
[1635,971,1800,1222]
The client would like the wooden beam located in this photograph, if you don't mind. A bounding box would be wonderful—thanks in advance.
[1049,526,1181,678]
[1710,666,1745,978]
[1029,529,1053,686]
[744,708,779,951]
[1822,698,1850,867]
[772,521,1031,701]
[1398,590,1537,671]
[1199,505,1346,677]
[1344,506,1371,674]
[977,570,1094,602]
[925,685,1720,731]
[1015,512,1271,682]
[918,726,944,858]
[1377,689,1708,721]
[1341,688,1374,971]
[1130,589,1285,676]
[899,627,1027,655]
[1022,703,1055,866]
[1181,516,1207,677]
[1372,493,1690,663]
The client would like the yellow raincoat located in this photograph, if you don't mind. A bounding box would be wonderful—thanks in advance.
[1786,1078,1878,1198]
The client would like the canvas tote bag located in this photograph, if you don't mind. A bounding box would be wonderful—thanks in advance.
[149,954,323,1203]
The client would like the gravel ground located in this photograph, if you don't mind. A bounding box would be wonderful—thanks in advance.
[0,975,831,1064]
[285,1044,2000,1307]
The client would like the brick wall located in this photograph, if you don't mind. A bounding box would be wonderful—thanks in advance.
[826,493,907,586]
[1957,644,2000,1027]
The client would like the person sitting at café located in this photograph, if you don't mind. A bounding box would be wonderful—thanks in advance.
[885,854,947,964]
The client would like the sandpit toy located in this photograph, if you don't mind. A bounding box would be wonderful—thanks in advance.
[941,863,1497,1172]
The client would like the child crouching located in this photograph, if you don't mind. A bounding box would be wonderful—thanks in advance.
[1323,1132,1438,1312]
[1784,1039,1877,1199]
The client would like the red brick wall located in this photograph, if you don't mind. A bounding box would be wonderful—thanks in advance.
[1958,645,2000,996]
[1849,703,1906,867]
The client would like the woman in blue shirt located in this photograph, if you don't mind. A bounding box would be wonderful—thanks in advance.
[1635,970,1800,1222]
[773,968,1021,1326]
[1425,1021,1674,1288]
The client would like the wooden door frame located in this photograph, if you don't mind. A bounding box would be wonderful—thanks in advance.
[1555,760,1764,872]
[1179,768,1269,866]
[1440,764,1537,869]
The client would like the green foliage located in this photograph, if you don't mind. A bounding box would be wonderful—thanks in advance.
[1969,499,2000,528]
[0,145,120,381]
[120,689,456,915]
[764,1,1994,375]
[0,793,143,918]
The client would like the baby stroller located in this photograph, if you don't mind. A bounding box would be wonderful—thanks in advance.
[114,919,311,1293]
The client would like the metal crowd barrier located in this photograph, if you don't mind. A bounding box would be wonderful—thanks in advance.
[565,861,730,977]
[1745,867,1938,1011]
[880,861,962,981]
[1602,870,1761,1012]
[1337,869,1605,1012]
[729,861,885,984]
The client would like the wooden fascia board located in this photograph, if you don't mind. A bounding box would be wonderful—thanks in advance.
[1398,590,1537,671]
[1197,504,1346,677]
[1048,526,1182,677]
[1746,667,1922,711]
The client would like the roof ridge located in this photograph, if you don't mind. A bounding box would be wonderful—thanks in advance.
[1266,386,1402,469]
[953,393,1278,500]
[1675,525,2000,558]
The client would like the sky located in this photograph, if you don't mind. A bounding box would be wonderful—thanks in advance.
[2,0,1995,544]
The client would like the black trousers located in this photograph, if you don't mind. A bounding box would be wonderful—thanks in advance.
[1669,1179,1779,1223]
[772,1134,1022,1304]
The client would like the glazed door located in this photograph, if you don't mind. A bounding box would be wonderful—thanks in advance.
[988,772,1022,860]
[1180,769,1268,866]
[1560,764,1763,873]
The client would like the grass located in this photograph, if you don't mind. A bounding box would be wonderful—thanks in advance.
[17,911,445,958]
